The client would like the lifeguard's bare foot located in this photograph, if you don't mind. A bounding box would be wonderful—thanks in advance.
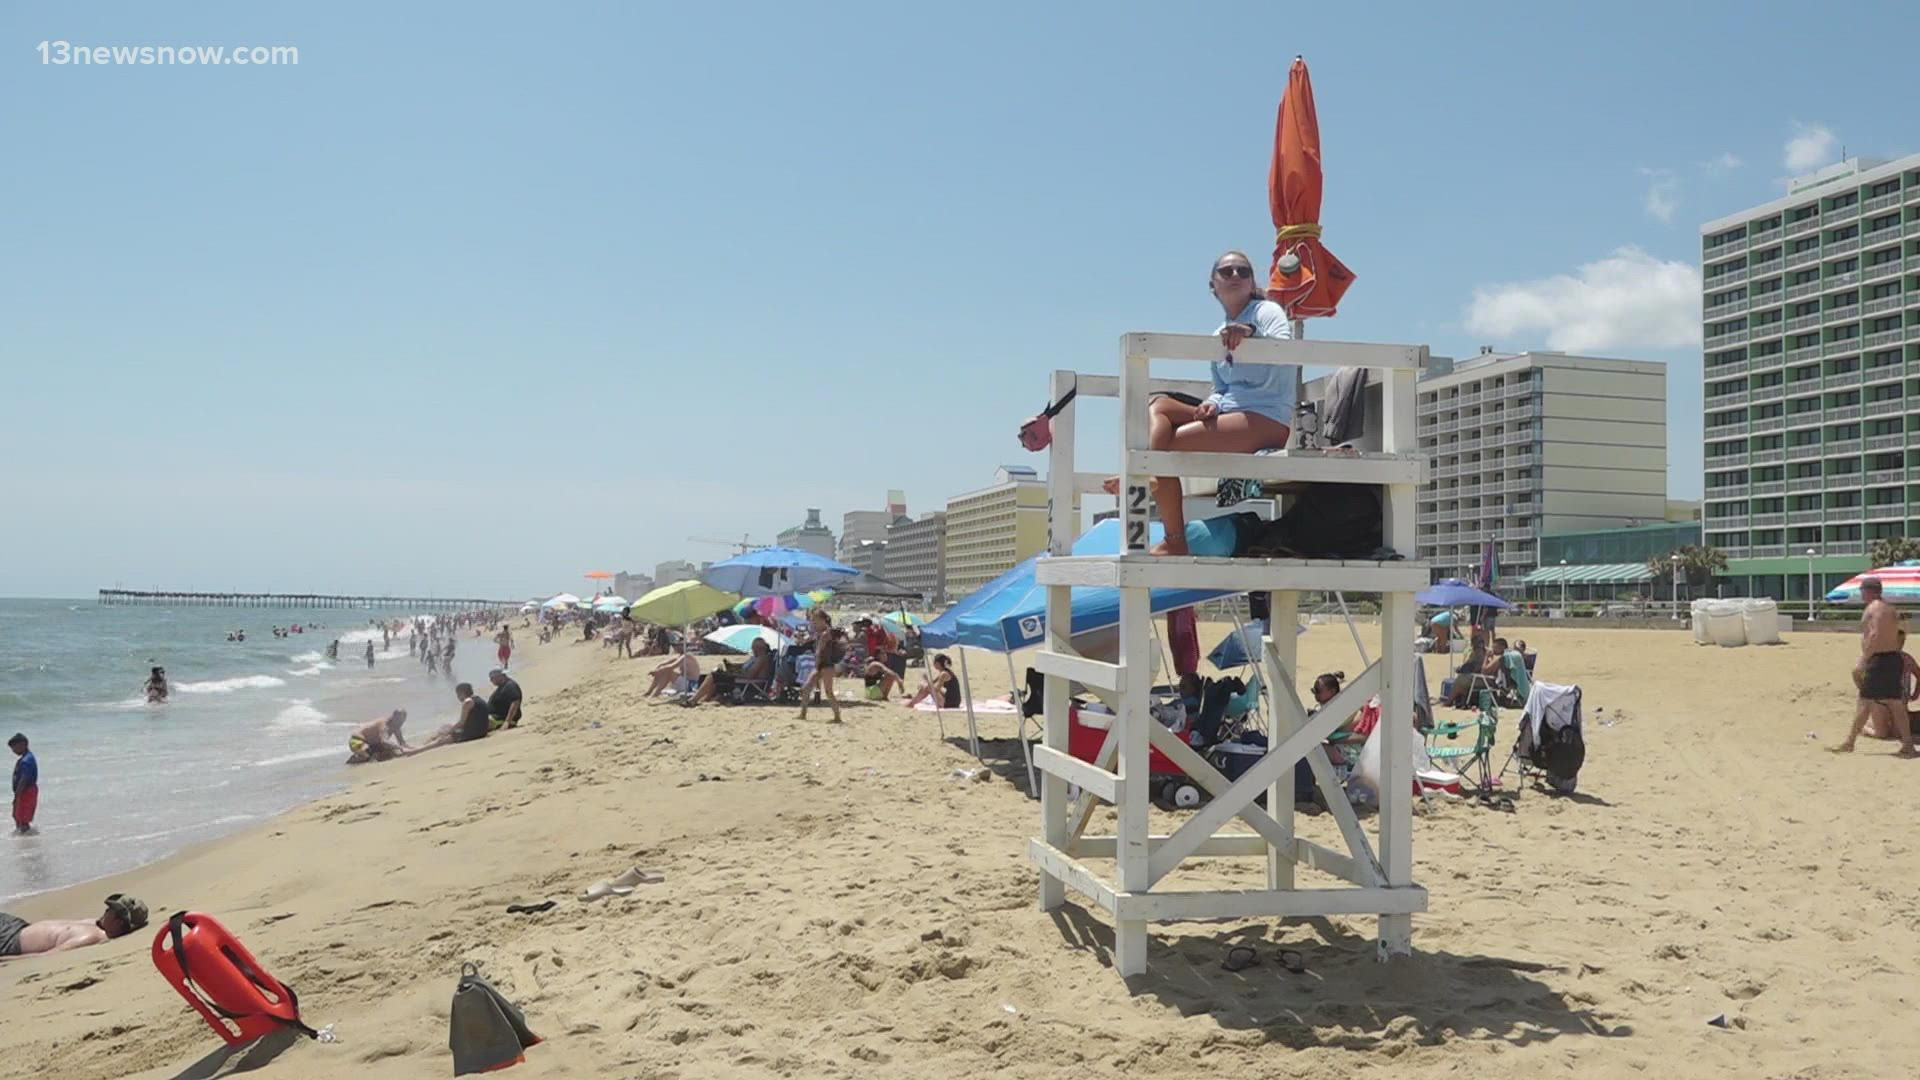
[1148,541,1188,557]
[1101,476,1121,495]
[1829,743,1855,753]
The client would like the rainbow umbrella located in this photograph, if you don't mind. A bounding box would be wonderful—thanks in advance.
[1826,562,1920,604]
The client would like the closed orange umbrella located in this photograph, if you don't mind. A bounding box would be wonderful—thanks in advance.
[1267,56,1354,320]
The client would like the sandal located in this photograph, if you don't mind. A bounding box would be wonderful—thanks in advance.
[1222,945,1260,972]
[1275,948,1306,973]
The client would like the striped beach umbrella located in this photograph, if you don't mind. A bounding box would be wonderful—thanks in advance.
[1826,562,1920,604]
[704,625,791,654]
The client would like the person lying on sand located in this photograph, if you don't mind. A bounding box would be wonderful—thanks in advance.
[0,894,147,960]
[346,710,411,764]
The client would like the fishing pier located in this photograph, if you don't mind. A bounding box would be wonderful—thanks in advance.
[97,590,519,611]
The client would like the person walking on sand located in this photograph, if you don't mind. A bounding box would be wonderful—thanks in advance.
[1101,250,1296,555]
[1837,577,1915,756]
[9,734,38,834]
[495,625,513,670]
[797,609,845,724]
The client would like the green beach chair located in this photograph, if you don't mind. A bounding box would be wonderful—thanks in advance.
[1425,688,1499,799]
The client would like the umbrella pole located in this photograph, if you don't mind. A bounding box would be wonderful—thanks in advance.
[1002,638,1037,797]
[956,647,981,761]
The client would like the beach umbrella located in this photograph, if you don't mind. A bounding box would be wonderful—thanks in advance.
[1204,619,1307,670]
[1826,562,1920,604]
[592,595,628,612]
[701,547,857,596]
[704,624,791,654]
[541,593,581,609]
[628,580,740,625]
[732,598,756,616]
[750,594,805,617]
[584,570,614,581]
[777,612,809,631]
[882,612,925,634]
[1266,56,1355,320]
[1416,578,1513,610]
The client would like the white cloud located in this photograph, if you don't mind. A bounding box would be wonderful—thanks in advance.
[1783,123,1836,172]
[1463,247,1703,353]
[1640,167,1679,222]
[1701,151,1742,172]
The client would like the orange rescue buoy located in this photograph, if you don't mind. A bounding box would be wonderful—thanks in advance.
[152,911,318,1045]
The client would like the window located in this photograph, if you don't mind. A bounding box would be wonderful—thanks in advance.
[1828,257,1859,274]
[1792,269,1819,286]
[1869,180,1899,198]
[1868,247,1901,267]
[1827,390,1861,407]
[1791,237,1819,254]
[1829,224,1859,241]
[1829,191,1858,209]
[1790,204,1817,222]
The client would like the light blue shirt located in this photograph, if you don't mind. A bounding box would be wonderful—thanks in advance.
[1207,298,1298,427]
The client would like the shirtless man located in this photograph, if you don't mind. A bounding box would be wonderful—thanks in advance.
[0,894,147,960]
[1837,577,1915,755]
[345,710,411,764]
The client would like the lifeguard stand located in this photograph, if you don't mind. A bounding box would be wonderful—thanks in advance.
[1027,331,1429,979]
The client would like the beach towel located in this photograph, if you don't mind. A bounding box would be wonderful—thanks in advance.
[450,963,542,1075]
[913,697,1018,714]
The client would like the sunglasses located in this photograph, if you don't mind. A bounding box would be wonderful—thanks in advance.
[1213,264,1253,280]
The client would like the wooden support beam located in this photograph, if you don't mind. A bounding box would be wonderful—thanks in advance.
[1026,840,1119,916]
[1119,332,1427,371]
[1031,649,1122,693]
[1032,745,1118,803]
[1034,555,1431,594]
[1068,373,1216,400]
[1129,449,1425,487]
[1072,833,1270,859]
[1147,664,1380,884]
[1117,884,1428,923]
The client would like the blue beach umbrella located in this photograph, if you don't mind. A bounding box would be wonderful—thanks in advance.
[1205,619,1307,670]
[1415,578,1513,610]
[701,547,858,597]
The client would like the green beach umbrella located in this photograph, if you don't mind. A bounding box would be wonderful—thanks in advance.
[628,580,740,626]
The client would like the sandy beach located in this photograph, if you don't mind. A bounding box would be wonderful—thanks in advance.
[3,621,1914,1080]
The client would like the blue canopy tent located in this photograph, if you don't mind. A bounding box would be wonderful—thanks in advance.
[1415,578,1514,610]
[920,520,1238,792]
[950,520,1233,651]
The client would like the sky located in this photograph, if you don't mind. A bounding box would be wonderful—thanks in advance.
[2,1,1913,599]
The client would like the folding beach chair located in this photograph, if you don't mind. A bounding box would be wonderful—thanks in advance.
[1424,688,1500,803]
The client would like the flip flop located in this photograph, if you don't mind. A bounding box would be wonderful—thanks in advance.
[505,900,557,915]
[580,867,665,901]
[1275,948,1306,973]
[1222,945,1259,972]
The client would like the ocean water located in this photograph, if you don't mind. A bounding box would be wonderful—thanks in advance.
[0,598,514,901]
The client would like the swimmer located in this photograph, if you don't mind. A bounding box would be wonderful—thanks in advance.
[142,666,169,704]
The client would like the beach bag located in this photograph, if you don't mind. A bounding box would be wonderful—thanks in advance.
[1166,608,1199,676]
[450,963,542,1075]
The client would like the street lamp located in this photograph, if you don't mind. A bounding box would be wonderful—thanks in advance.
[1558,558,1568,616]
[1670,552,1682,619]
[1806,547,1818,622]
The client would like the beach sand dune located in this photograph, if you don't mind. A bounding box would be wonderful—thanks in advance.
[3,623,1915,1079]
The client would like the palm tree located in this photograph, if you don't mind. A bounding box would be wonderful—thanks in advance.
[1869,537,1920,568]
[1645,545,1728,601]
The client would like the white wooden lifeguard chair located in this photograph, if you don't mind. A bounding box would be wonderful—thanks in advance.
[1026,331,1430,979]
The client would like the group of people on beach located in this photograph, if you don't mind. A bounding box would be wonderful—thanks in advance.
[346,668,524,764]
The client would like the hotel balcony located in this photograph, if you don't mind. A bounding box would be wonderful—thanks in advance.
[1787,510,1824,526]
[1705,389,1749,408]
[1866,504,1908,521]
[1866,468,1907,486]
[1786,345,1821,363]
[1866,433,1909,451]
[1786,444,1823,461]
[1823,271,1860,292]
[1824,203,1860,223]
[1749,226,1783,245]
[1864,396,1907,415]
[1704,298,1750,319]
[1824,439,1863,457]
[1786,217,1821,237]
[1787,475,1825,493]
[1703,330,1749,349]
[1827,405,1861,422]
[1784,281,1822,300]
[1825,303,1860,323]
[1864,329,1905,348]
[1784,314,1821,332]
[1750,448,1785,465]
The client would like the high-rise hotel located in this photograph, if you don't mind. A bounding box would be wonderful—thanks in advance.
[1700,154,1920,599]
